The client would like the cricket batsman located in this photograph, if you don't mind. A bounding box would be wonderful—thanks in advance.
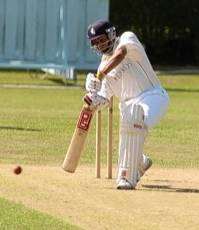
[84,20,169,189]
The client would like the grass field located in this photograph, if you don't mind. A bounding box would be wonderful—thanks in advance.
[0,70,199,229]
[0,70,198,168]
[0,197,79,230]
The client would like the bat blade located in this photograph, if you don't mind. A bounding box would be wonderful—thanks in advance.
[62,106,94,173]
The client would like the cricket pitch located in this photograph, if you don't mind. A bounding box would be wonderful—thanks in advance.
[0,164,199,230]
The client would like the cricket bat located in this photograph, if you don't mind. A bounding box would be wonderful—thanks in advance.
[62,105,95,173]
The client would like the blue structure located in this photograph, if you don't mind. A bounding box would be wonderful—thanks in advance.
[0,0,109,79]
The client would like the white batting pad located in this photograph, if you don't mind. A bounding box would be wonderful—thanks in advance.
[117,104,147,187]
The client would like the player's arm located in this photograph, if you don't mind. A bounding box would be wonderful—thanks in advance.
[84,46,127,109]
[96,46,127,80]
[85,46,127,91]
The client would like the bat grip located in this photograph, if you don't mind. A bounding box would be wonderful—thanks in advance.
[96,71,104,80]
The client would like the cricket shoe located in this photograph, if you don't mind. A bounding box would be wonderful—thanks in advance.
[138,156,153,180]
[117,178,135,190]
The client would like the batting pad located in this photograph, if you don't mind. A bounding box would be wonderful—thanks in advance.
[117,104,147,187]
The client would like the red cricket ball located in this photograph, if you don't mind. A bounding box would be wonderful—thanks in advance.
[13,166,23,175]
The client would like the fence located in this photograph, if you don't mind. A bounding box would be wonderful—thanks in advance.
[0,0,109,79]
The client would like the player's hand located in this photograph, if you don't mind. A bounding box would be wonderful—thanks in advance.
[85,73,101,92]
[83,92,109,110]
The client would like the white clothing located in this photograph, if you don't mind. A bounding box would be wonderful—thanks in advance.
[118,104,147,187]
[120,86,169,128]
[98,31,161,102]
[85,73,101,93]
[117,88,169,186]
[95,31,169,188]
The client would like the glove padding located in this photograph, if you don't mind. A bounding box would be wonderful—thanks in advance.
[83,92,109,110]
[85,73,101,92]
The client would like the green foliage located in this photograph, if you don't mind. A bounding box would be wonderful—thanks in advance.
[0,197,80,230]
[110,0,199,65]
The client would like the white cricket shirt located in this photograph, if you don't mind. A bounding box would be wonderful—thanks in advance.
[98,32,161,102]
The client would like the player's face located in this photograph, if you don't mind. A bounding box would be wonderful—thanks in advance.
[90,34,111,54]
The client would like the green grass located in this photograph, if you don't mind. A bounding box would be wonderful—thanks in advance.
[151,74,199,167]
[0,70,198,230]
[0,71,198,168]
[0,197,80,230]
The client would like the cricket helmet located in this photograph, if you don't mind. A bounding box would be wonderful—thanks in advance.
[87,20,117,55]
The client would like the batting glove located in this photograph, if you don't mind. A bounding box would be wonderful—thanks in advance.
[85,73,102,93]
[83,92,109,110]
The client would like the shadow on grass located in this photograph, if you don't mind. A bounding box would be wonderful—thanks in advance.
[48,78,66,85]
[165,88,199,93]
[142,184,199,193]
[156,67,199,75]
[0,126,41,132]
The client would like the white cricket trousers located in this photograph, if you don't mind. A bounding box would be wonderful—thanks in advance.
[119,86,169,129]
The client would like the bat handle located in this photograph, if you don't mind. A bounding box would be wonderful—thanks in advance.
[96,71,104,80]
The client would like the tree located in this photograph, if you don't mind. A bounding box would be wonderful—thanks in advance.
[110,0,199,65]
